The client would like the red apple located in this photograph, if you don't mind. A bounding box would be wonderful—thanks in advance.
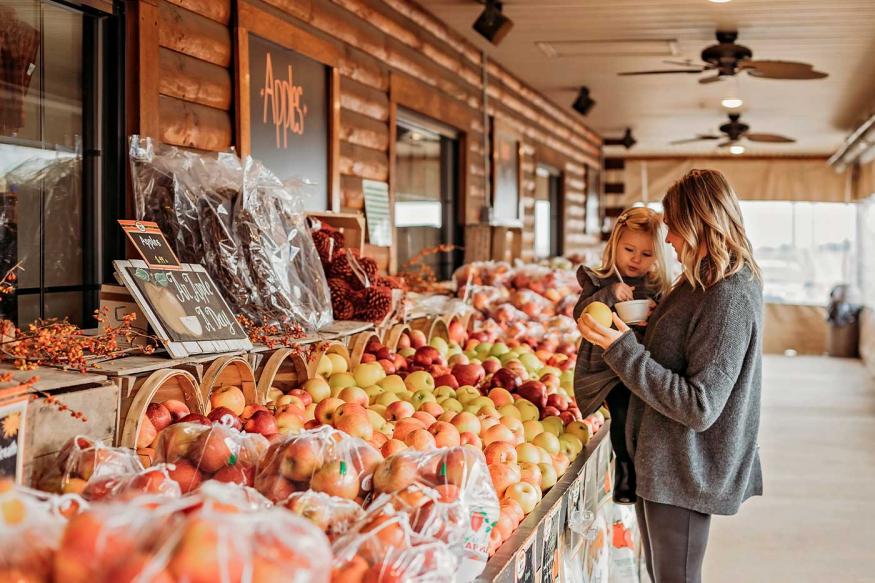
[178,413,211,426]
[542,406,561,418]
[413,346,444,367]
[409,330,427,349]
[397,333,411,351]
[451,363,485,387]
[287,389,313,408]
[162,399,191,422]
[241,404,269,420]
[433,374,459,390]
[546,394,570,412]
[490,368,521,391]
[167,460,202,493]
[375,347,393,361]
[244,410,278,436]
[361,353,376,364]
[448,320,467,345]
[366,339,384,353]
[517,381,547,410]
[559,411,576,426]
[146,403,172,432]
[482,359,501,375]
[207,406,241,427]
[377,359,397,375]
[393,354,408,372]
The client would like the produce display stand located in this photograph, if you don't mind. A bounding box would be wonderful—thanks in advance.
[480,425,612,583]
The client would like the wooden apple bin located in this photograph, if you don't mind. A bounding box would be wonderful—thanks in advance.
[412,316,449,343]
[200,355,257,411]
[254,348,309,404]
[306,341,351,378]
[348,331,383,366]
[119,368,204,452]
[383,323,413,353]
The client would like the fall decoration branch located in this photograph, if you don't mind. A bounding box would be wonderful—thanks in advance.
[398,244,458,293]
[236,315,309,351]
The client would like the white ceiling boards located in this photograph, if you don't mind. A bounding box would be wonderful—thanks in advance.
[427,0,875,156]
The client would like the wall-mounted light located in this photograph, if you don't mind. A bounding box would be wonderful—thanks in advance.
[604,128,636,149]
[729,144,745,155]
[473,1,514,46]
[572,86,596,116]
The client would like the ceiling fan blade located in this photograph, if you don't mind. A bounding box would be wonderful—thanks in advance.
[717,141,735,148]
[618,68,705,76]
[742,60,828,80]
[745,132,796,143]
[698,74,725,84]
[662,59,699,67]
[669,135,720,145]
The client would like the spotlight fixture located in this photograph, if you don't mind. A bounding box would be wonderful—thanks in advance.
[721,97,743,108]
[473,1,514,46]
[729,144,745,155]
[572,86,596,116]
[604,128,637,149]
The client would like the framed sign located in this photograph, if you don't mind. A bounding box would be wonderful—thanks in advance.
[119,220,181,270]
[491,117,523,225]
[113,260,251,358]
[362,179,392,247]
[236,0,341,212]
[0,398,27,483]
[585,164,603,236]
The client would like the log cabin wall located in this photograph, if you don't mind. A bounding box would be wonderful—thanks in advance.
[131,0,602,269]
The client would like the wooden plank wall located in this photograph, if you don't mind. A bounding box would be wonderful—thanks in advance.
[135,0,602,262]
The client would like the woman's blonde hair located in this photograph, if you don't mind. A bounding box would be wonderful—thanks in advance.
[662,168,761,289]
[592,206,672,296]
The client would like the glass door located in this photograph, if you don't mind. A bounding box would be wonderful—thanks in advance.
[534,165,563,258]
[395,112,461,281]
[0,0,122,327]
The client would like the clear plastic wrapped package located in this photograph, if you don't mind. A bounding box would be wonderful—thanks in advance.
[0,480,73,583]
[254,425,383,503]
[42,435,144,496]
[81,463,182,502]
[153,421,270,492]
[280,490,365,542]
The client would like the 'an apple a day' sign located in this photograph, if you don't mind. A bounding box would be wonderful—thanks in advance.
[114,260,251,358]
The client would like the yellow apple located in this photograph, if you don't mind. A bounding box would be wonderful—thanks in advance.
[303,377,331,403]
[441,398,464,413]
[365,385,386,403]
[376,392,401,407]
[541,416,564,437]
[328,372,357,390]
[327,353,348,374]
[498,404,522,420]
[354,363,386,388]
[378,375,407,394]
[533,432,560,456]
[522,420,544,442]
[558,433,583,459]
[538,462,558,490]
[564,421,592,446]
[516,443,542,465]
[582,301,613,328]
[456,386,481,404]
[434,386,456,401]
[515,399,540,422]
[316,354,333,377]
[367,409,386,431]
[405,371,435,392]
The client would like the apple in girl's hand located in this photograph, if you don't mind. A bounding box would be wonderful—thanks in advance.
[582,302,613,328]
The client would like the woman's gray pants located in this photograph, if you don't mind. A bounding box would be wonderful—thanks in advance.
[635,498,712,583]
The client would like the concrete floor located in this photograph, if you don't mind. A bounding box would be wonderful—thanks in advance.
[703,355,875,583]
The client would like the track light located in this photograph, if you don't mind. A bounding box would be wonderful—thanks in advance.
[729,145,745,155]
[604,128,636,149]
[572,86,596,116]
[473,1,514,46]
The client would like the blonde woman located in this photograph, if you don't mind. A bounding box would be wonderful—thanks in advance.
[578,169,763,583]
[572,206,672,504]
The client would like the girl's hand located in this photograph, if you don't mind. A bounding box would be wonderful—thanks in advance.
[611,282,635,302]
[578,313,630,350]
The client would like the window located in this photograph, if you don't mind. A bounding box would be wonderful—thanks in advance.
[394,112,462,280]
[0,0,123,327]
[739,201,857,305]
[534,200,550,258]
[534,165,563,258]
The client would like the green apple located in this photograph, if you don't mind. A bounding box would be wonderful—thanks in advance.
[598,405,611,421]
[412,390,437,408]
[539,366,562,379]
[365,385,385,403]
[326,353,348,375]
[498,404,522,420]
[559,370,574,385]
[564,421,592,445]
[499,352,517,365]
[541,416,564,437]
[328,372,357,390]
[520,353,543,372]
[464,350,478,361]
[434,386,456,401]
[533,432,561,455]
[378,375,407,394]
[398,391,414,403]
[429,337,449,357]
[316,354,333,378]
[399,347,416,358]
[465,403,497,417]
[516,443,542,465]
[353,363,386,388]
[559,433,583,459]
[523,420,544,442]
[515,399,540,422]
[470,396,495,410]
[441,398,464,413]
[367,409,386,431]
[489,343,509,357]
[405,371,435,392]
[376,392,400,407]
[369,404,387,419]
[455,386,481,404]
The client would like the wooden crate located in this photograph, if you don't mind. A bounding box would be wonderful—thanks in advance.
[464,224,492,264]
[200,355,257,411]
[491,225,523,262]
[307,211,366,254]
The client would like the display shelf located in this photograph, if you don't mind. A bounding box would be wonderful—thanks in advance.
[0,363,108,394]
[478,424,610,583]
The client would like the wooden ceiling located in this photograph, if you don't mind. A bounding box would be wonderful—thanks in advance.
[424,0,875,156]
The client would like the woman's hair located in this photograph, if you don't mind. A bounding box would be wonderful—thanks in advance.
[662,168,761,289]
[592,206,672,296]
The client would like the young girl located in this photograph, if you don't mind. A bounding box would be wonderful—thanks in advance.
[573,206,672,504]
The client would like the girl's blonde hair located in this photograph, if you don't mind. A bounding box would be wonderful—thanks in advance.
[662,168,761,290]
[592,206,672,296]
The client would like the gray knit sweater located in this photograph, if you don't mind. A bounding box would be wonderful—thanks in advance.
[602,264,764,515]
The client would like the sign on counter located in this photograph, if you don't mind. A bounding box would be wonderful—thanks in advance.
[114,260,252,358]
[119,220,181,270]
[540,504,562,583]
[513,531,538,583]
[0,398,27,483]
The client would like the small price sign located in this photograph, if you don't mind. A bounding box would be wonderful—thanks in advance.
[119,220,181,270]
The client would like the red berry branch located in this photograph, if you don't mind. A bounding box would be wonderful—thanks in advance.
[0,374,87,423]
[398,243,459,293]
[236,315,308,350]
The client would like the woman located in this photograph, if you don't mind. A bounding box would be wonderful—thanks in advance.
[578,169,763,583]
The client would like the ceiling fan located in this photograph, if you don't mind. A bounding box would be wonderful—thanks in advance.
[618,31,828,83]
[670,113,796,147]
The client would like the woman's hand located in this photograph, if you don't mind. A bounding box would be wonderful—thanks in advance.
[578,313,630,350]
[611,282,636,302]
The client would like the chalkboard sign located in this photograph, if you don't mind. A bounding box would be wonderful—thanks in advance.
[540,504,562,583]
[0,398,26,483]
[114,260,252,358]
[248,33,329,211]
[514,532,537,583]
[119,220,181,270]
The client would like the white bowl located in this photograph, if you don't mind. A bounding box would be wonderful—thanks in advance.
[615,300,651,324]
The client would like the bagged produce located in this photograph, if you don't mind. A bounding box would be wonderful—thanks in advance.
[254,425,383,503]
[609,503,640,583]
[43,435,144,495]
[0,479,72,583]
[370,447,500,581]
[331,505,458,583]
[280,490,365,541]
[81,463,182,502]
[153,420,270,492]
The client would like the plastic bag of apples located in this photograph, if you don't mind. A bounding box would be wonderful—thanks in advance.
[52,481,332,583]
[0,479,77,583]
[369,446,500,581]
[79,463,182,502]
[254,425,383,503]
[279,490,365,542]
[330,505,458,583]
[153,419,270,493]
[40,435,144,496]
